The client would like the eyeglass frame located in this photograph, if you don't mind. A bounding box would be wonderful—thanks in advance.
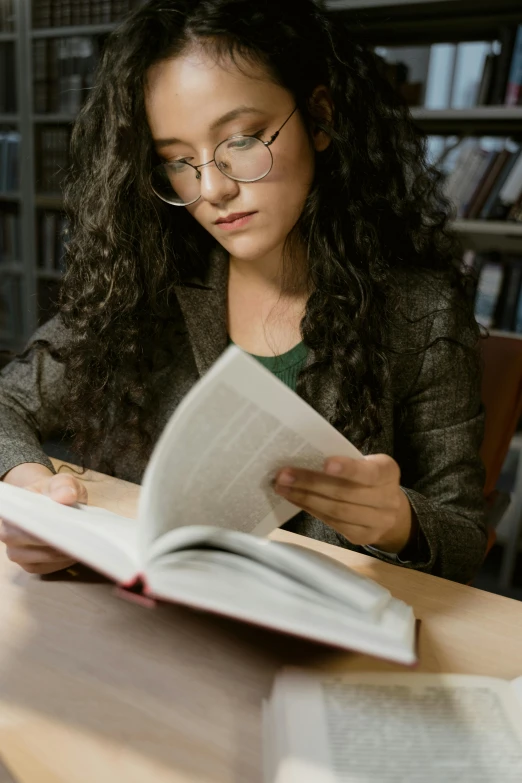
[150,105,298,206]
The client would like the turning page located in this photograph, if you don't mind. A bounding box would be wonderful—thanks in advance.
[138,346,362,552]
[265,670,522,783]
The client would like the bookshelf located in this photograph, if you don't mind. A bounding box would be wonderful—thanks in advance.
[1,0,521,352]
[328,0,522,335]
[452,219,522,253]
[0,1,143,353]
[410,107,522,135]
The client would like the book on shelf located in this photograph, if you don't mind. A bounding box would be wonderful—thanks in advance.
[0,274,22,337]
[390,28,522,110]
[37,278,61,325]
[490,26,518,105]
[476,51,497,106]
[0,345,417,666]
[0,131,20,192]
[0,209,20,264]
[443,142,522,221]
[38,211,68,272]
[0,42,16,114]
[0,0,15,33]
[509,191,522,223]
[459,148,496,219]
[474,256,506,329]
[263,669,522,783]
[473,253,522,331]
[505,25,522,107]
[480,149,522,220]
[32,1,139,28]
[497,260,522,331]
[35,125,71,193]
[33,36,101,115]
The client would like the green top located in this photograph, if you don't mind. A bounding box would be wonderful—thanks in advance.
[230,339,308,392]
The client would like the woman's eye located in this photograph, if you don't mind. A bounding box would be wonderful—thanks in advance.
[166,159,190,172]
[227,137,259,151]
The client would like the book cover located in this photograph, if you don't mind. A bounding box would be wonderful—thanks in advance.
[505,25,522,106]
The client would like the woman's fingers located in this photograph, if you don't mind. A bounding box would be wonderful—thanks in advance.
[43,474,88,505]
[0,519,46,547]
[275,468,400,509]
[323,454,401,486]
[5,545,73,566]
[276,486,397,531]
[0,472,86,575]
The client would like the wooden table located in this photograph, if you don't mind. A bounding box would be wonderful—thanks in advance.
[1,461,522,782]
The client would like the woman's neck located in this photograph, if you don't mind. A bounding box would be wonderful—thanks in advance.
[228,242,308,298]
[227,243,310,357]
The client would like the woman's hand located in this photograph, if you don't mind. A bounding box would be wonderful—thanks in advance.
[274,454,413,554]
[0,472,88,575]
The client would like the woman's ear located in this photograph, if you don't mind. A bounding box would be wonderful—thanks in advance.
[308,85,333,152]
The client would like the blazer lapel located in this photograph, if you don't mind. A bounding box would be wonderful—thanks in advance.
[174,246,229,377]
[174,245,341,432]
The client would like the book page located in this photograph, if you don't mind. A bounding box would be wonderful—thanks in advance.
[0,481,139,584]
[146,527,391,615]
[143,549,416,665]
[270,670,522,783]
[511,677,522,709]
[139,346,361,552]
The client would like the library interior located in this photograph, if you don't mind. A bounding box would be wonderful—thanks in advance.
[1,1,522,781]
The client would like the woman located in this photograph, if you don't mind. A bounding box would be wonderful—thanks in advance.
[0,0,486,583]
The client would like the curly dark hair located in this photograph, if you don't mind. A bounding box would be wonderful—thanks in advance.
[58,0,469,473]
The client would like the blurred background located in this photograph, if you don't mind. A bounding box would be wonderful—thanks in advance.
[0,0,522,595]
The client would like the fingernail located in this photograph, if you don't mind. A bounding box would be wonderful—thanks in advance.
[325,460,342,475]
[277,471,296,486]
[55,486,76,499]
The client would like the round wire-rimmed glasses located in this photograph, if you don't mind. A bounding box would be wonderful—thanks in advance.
[150,106,298,206]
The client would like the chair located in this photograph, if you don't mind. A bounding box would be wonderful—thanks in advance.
[479,331,522,576]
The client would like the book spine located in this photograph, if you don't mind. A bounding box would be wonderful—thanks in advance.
[498,262,522,331]
[491,26,517,104]
[505,25,522,106]
[498,152,522,206]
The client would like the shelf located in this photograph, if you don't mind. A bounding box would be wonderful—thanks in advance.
[32,23,117,39]
[328,0,522,45]
[327,0,520,10]
[0,192,21,202]
[0,32,16,43]
[37,269,63,281]
[489,329,522,340]
[0,114,19,124]
[33,113,76,124]
[410,107,522,136]
[35,193,64,209]
[451,219,522,253]
[0,263,24,275]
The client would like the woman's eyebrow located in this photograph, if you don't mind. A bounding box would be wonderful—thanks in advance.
[153,105,264,148]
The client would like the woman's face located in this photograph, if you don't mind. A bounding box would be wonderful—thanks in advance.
[145,45,320,264]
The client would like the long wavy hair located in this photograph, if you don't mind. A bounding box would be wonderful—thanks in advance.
[58,0,470,473]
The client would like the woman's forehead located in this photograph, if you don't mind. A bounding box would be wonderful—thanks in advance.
[145,47,287,140]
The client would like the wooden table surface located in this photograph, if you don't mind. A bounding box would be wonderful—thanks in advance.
[1,461,522,782]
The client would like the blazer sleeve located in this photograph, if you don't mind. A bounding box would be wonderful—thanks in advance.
[389,280,487,584]
[0,316,69,478]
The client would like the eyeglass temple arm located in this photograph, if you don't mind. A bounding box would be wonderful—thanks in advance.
[264,106,298,147]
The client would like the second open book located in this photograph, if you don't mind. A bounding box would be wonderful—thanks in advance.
[0,346,416,665]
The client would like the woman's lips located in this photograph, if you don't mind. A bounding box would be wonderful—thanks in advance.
[214,212,256,230]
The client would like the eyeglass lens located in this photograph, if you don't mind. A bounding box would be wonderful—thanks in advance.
[151,135,273,206]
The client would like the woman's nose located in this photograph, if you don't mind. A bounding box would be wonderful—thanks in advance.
[198,161,240,205]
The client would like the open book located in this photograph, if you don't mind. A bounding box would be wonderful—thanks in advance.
[263,668,522,783]
[0,346,416,664]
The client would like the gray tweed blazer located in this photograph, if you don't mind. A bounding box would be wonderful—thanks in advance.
[0,249,486,583]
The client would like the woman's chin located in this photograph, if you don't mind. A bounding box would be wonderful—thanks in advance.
[215,232,279,264]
